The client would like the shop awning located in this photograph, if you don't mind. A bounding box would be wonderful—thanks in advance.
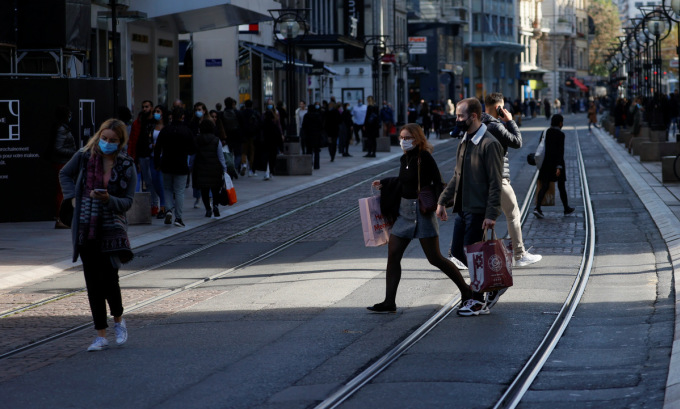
[324,65,339,75]
[571,77,589,92]
[241,43,312,68]
[133,0,278,34]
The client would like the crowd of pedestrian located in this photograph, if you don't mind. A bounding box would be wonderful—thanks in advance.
[52,88,594,350]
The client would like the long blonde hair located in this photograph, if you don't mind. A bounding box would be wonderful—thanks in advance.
[399,123,433,153]
[83,118,129,155]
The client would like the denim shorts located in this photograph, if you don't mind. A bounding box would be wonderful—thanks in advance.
[390,197,439,239]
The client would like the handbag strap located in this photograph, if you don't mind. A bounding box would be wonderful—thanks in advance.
[417,152,422,194]
[482,227,498,242]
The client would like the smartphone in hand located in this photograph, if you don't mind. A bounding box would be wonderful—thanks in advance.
[94,188,107,193]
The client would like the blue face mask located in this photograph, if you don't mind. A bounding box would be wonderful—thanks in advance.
[315,104,320,109]
[153,113,161,121]
[195,110,204,118]
[98,139,119,155]
[267,105,273,110]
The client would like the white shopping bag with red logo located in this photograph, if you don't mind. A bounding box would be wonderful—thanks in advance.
[358,195,392,247]
[464,228,513,292]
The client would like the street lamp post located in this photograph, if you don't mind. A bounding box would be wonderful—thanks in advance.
[269,9,308,142]
[395,50,408,125]
[663,0,680,86]
[364,36,388,103]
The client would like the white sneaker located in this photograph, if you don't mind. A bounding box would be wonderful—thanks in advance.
[87,336,109,352]
[114,319,128,345]
[263,171,270,180]
[448,256,468,270]
[515,251,542,267]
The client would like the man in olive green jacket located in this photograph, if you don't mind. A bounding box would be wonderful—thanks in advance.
[436,97,503,316]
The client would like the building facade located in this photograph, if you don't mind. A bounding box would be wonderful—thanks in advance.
[538,0,590,111]
[465,0,524,99]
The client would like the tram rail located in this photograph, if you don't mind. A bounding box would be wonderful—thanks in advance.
[0,146,460,361]
[315,128,594,409]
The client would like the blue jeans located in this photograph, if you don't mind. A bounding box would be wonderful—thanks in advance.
[450,212,485,265]
[150,157,165,207]
[138,157,163,207]
[451,211,486,301]
[163,173,187,220]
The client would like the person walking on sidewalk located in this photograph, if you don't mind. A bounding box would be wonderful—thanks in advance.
[534,114,575,219]
[481,93,542,268]
[364,101,380,158]
[436,98,504,317]
[59,118,136,351]
[154,107,196,227]
[340,103,353,156]
[366,123,474,313]
[302,102,324,170]
[239,100,261,177]
[351,99,367,146]
[193,118,227,217]
[587,102,598,132]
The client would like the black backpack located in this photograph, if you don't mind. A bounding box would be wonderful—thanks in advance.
[222,109,239,131]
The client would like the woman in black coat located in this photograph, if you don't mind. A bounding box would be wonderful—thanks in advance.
[364,104,380,157]
[340,103,353,156]
[301,103,324,169]
[366,123,472,313]
[534,114,574,218]
[325,102,341,161]
[259,109,284,180]
[192,119,227,217]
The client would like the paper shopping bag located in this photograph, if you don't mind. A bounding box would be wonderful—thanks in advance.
[224,173,237,205]
[217,173,237,206]
[358,195,391,247]
[535,179,555,206]
[464,228,513,293]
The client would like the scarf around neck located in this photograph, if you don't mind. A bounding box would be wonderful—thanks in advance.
[77,152,134,263]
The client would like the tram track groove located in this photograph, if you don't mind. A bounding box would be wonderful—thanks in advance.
[315,127,595,409]
[0,146,459,362]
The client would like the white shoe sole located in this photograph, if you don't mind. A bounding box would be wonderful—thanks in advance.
[515,255,542,267]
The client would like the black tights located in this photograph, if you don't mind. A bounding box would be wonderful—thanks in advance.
[383,235,472,305]
[201,187,220,211]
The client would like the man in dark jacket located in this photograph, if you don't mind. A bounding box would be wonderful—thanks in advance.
[482,93,542,269]
[534,114,574,219]
[154,107,196,227]
[436,97,503,317]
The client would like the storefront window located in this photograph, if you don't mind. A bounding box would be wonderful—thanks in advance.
[239,55,251,104]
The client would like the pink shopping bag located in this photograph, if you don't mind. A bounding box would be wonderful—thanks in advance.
[358,195,391,247]
[464,228,513,292]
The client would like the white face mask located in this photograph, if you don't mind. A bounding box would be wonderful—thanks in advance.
[400,139,415,151]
